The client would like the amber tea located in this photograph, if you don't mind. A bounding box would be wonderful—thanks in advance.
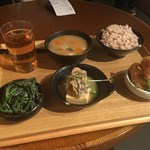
[5,29,37,72]
[0,21,37,73]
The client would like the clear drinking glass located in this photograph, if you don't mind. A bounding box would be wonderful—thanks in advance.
[0,20,37,73]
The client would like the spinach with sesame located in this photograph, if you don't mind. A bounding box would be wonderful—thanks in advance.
[0,78,42,115]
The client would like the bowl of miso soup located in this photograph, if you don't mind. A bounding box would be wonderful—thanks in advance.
[45,30,93,64]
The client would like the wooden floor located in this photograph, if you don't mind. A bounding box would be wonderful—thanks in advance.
[114,123,150,150]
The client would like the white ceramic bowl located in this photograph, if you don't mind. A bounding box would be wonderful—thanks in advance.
[124,71,150,100]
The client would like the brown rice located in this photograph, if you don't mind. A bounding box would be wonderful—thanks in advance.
[101,24,140,50]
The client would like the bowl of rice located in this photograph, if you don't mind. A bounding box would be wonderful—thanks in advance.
[96,24,144,58]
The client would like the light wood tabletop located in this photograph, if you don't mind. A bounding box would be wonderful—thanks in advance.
[0,0,150,149]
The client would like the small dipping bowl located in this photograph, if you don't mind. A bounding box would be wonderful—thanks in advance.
[45,30,93,64]
[124,71,150,100]
[96,29,144,58]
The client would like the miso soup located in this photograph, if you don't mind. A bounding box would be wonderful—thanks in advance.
[48,35,88,56]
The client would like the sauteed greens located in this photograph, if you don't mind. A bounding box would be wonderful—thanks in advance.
[0,78,42,114]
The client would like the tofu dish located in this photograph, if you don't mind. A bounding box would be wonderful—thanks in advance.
[65,67,97,104]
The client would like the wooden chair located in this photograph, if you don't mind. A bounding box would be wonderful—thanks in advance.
[0,0,22,7]
[134,0,150,17]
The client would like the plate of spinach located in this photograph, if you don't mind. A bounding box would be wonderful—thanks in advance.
[0,78,43,121]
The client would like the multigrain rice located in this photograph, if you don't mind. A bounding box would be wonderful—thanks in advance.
[101,24,140,50]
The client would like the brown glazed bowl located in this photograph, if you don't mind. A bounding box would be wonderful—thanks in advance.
[45,30,93,65]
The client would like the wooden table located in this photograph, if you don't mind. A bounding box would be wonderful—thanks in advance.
[0,0,150,149]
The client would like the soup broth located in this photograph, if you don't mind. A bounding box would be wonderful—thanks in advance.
[48,35,88,56]
[58,76,98,104]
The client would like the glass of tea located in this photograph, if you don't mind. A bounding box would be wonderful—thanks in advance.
[0,20,37,73]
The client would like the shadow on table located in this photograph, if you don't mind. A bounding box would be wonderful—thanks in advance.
[87,37,118,62]
[36,51,62,70]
